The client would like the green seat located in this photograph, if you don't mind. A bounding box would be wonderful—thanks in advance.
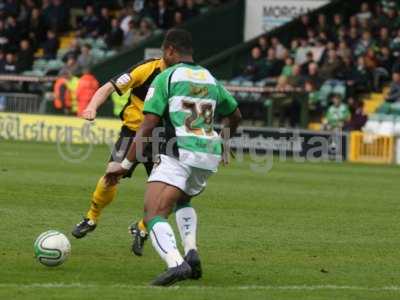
[105,50,117,58]
[318,81,346,107]
[390,102,400,115]
[46,59,64,71]
[23,70,45,76]
[94,39,107,49]
[33,59,47,71]
[377,102,391,114]
[237,80,253,100]
[92,49,105,61]
[57,48,69,59]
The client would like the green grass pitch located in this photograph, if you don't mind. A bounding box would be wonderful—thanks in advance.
[0,140,399,300]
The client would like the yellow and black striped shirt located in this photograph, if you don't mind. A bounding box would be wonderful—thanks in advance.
[110,58,166,131]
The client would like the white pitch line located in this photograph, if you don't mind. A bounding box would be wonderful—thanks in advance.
[0,284,400,292]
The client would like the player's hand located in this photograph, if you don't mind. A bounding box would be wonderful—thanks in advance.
[104,162,127,186]
[221,144,235,166]
[81,106,97,121]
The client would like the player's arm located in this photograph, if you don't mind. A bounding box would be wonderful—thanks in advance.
[221,108,241,137]
[83,62,153,121]
[217,82,242,164]
[104,71,169,184]
[82,82,114,120]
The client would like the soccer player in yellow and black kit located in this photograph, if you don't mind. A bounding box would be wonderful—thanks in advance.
[71,58,167,256]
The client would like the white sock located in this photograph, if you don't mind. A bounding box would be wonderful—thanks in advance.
[175,207,197,255]
[149,221,184,268]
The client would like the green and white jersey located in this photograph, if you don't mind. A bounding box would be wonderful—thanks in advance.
[144,62,238,171]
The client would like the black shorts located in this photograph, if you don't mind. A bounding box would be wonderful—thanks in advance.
[109,126,154,178]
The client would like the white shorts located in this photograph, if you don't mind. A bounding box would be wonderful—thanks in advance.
[148,154,214,196]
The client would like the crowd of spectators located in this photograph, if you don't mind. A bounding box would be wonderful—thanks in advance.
[0,0,69,73]
[239,1,400,129]
[0,0,229,75]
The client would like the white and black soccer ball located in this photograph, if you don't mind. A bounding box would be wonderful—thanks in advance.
[34,230,71,267]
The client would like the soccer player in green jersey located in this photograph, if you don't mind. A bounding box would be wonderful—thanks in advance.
[105,29,242,286]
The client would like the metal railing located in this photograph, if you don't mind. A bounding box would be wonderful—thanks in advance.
[349,131,395,164]
[0,93,42,114]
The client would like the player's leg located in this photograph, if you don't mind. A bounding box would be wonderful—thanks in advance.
[130,156,154,255]
[144,181,192,286]
[72,126,137,239]
[175,197,202,279]
[174,169,210,279]
[72,174,117,238]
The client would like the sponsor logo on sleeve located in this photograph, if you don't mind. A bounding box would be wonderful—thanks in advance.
[116,74,131,87]
[145,87,155,101]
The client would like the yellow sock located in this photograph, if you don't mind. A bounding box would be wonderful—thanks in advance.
[138,219,147,233]
[86,176,117,223]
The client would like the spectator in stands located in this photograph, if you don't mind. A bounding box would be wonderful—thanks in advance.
[29,7,46,48]
[257,36,268,56]
[319,49,342,80]
[265,48,283,78]
[98,7,112,36]
[281,57,294,77]
[390,28,400,57]
[364,48,378,71]
[306,62,323,89]
[357,2,372,22]
[298,15,311,39]
[348,27,360,50]
[62,39,81,62]
[385,71,400,103]
[172,11,184,27]
[379,4,400,32]
[152,0,173,29]
[271,37,286,60]
[135,18,154,44]
[301,51,315,75]
[354,56,371,92]
[324,93,351,130]
[119,5,135,36]
[76,68,99,116]
[316,14,329,35]
[337,56,358,97]
[42,30,59,60]
[59,55,79,76]
[0,19,8,50]
[0,50,5,72]
[81,5,99,37]
[241,46,265,81]
[287,64,304,88]
[123,20,137,47]
[274,73,302,127]
[306,28,317,46]
[344,97,367,131]
[2,52,17,73]
[175,0,187,16]
[332,14,344,37]
[106,18,124,49]
[43,0,70,33]
[337,41,352,60]
[53,70,72,114]
[377,46,394,74]
[16,39,34,72]
[355,30,375,57]
[378,27,391,48]
[185,0,199,19]
[77,43,94,71]
[4,16,20,50]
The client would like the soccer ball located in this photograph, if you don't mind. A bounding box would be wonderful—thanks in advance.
[34,230,71,267]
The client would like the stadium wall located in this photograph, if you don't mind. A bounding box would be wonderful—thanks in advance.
[0,112,348,162]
